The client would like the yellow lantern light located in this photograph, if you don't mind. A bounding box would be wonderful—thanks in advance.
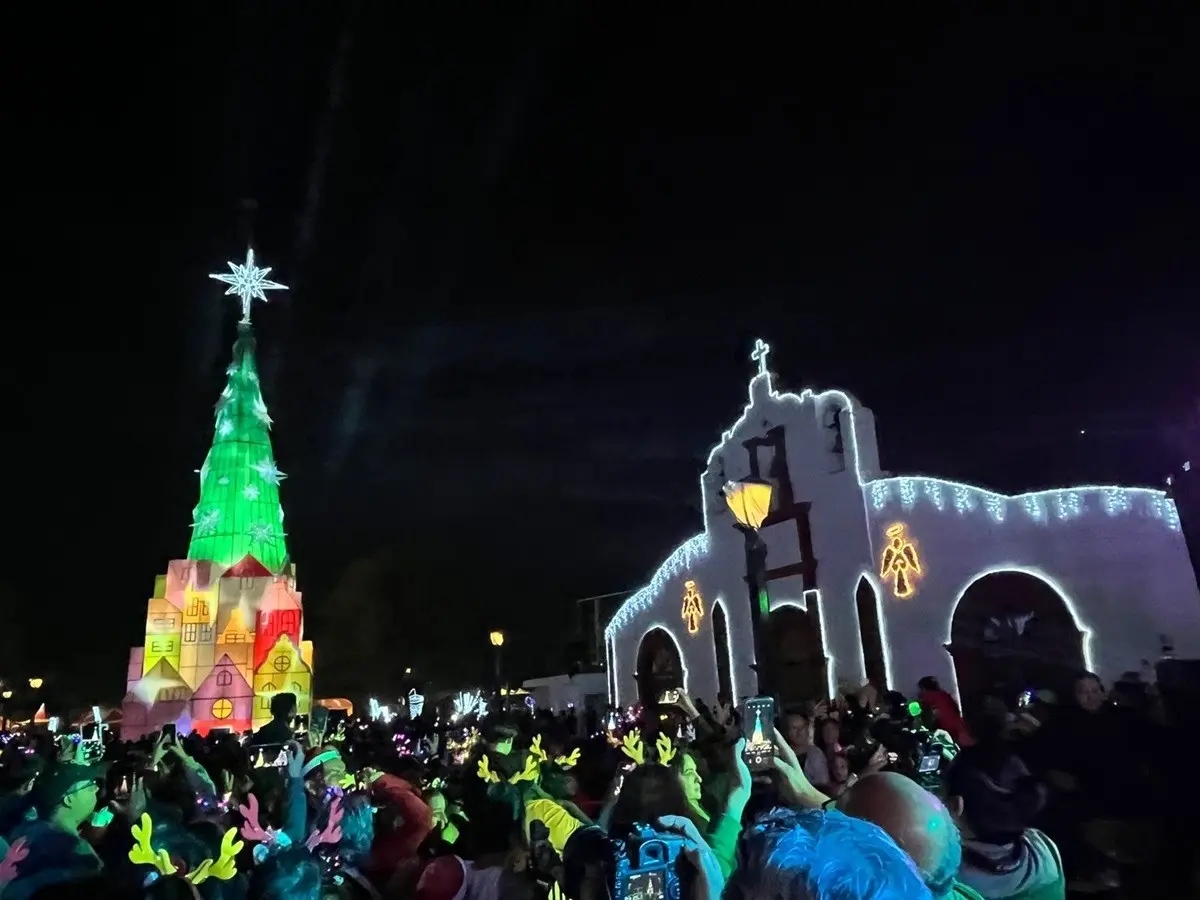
[1,690,12,699]
[489,630,505,647]
[28,678,43,690]
[724,480,774,530]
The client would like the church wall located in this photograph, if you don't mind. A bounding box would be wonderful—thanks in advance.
[700,384,882,696]
[866,477,1199,698]
[608,378,885,705]
[606,347,1197,712]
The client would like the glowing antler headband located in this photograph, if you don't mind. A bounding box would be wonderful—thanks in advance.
[619,729,677,766]
[529,735,580,770]
[477,753,541,785]
[129,813,243,885]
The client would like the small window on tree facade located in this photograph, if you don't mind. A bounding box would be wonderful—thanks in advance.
[216,670,234,687]
[212,698,233,719]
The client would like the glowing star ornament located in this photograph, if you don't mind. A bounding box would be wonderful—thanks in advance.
[681,580,705,635]
[209,248,288,325]
[879,523,922,599]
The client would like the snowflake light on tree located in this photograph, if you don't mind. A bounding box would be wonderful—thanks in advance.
[252,394,272,426]
[247,522,274,544]
[243,484,260,501]
[251,458,286,485]
[192,508,220,536]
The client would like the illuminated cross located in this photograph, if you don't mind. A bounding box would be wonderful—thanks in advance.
[751,339,771,376]
[209,248,288,325]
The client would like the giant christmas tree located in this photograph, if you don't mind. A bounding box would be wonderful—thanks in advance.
[187,323,289,572]
[121,249,314,738]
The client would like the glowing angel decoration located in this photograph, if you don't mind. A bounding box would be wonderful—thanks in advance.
[879,523,922,599]
[681,580,705,635]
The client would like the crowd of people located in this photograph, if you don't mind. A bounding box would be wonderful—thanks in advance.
[0,667,1192,900]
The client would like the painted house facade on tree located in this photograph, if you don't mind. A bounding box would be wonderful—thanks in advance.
[605,340,1200,710]
[122,250,314,738]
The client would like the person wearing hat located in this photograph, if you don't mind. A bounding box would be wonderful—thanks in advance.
[2,761,106,899]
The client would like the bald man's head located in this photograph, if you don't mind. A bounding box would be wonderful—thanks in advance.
[837,772,961,897]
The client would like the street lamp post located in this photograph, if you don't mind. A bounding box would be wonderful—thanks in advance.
[725,479,774,694]
[489,631,505,694]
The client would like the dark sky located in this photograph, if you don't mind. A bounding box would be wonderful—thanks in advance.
[6,5,1197,701]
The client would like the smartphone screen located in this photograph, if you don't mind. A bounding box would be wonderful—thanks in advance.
[740,696,777,772]
[254,744,289,768]
[627,871,666,900]
[918,752,940,774]
[294,714,310,735]
[657,689,680,704]
[161,724,177,740]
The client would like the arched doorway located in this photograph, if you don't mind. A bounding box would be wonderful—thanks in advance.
[855,577,888,690]
[946,570,1086,710]
[766,605,828,706]
[711,602,733,705]
[635,628,684,705]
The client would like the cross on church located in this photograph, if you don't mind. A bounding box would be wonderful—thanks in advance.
[751,339,771,376]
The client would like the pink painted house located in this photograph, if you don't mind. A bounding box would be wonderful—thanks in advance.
[190,653,254,736]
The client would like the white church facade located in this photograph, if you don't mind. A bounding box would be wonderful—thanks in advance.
[605,340,1199,709]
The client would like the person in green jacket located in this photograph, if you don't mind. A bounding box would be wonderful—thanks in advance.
[604,731,750,878]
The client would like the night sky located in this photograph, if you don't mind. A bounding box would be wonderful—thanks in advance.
[7,5,1197,703]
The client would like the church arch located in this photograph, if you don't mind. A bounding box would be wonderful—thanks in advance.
[946,569,1087,709]
[855,576,888,690]
[635,627,686,705]
[765,603,828,706]
[711,600,734,704]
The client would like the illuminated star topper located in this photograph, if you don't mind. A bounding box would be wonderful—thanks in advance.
[209,248,288,324]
